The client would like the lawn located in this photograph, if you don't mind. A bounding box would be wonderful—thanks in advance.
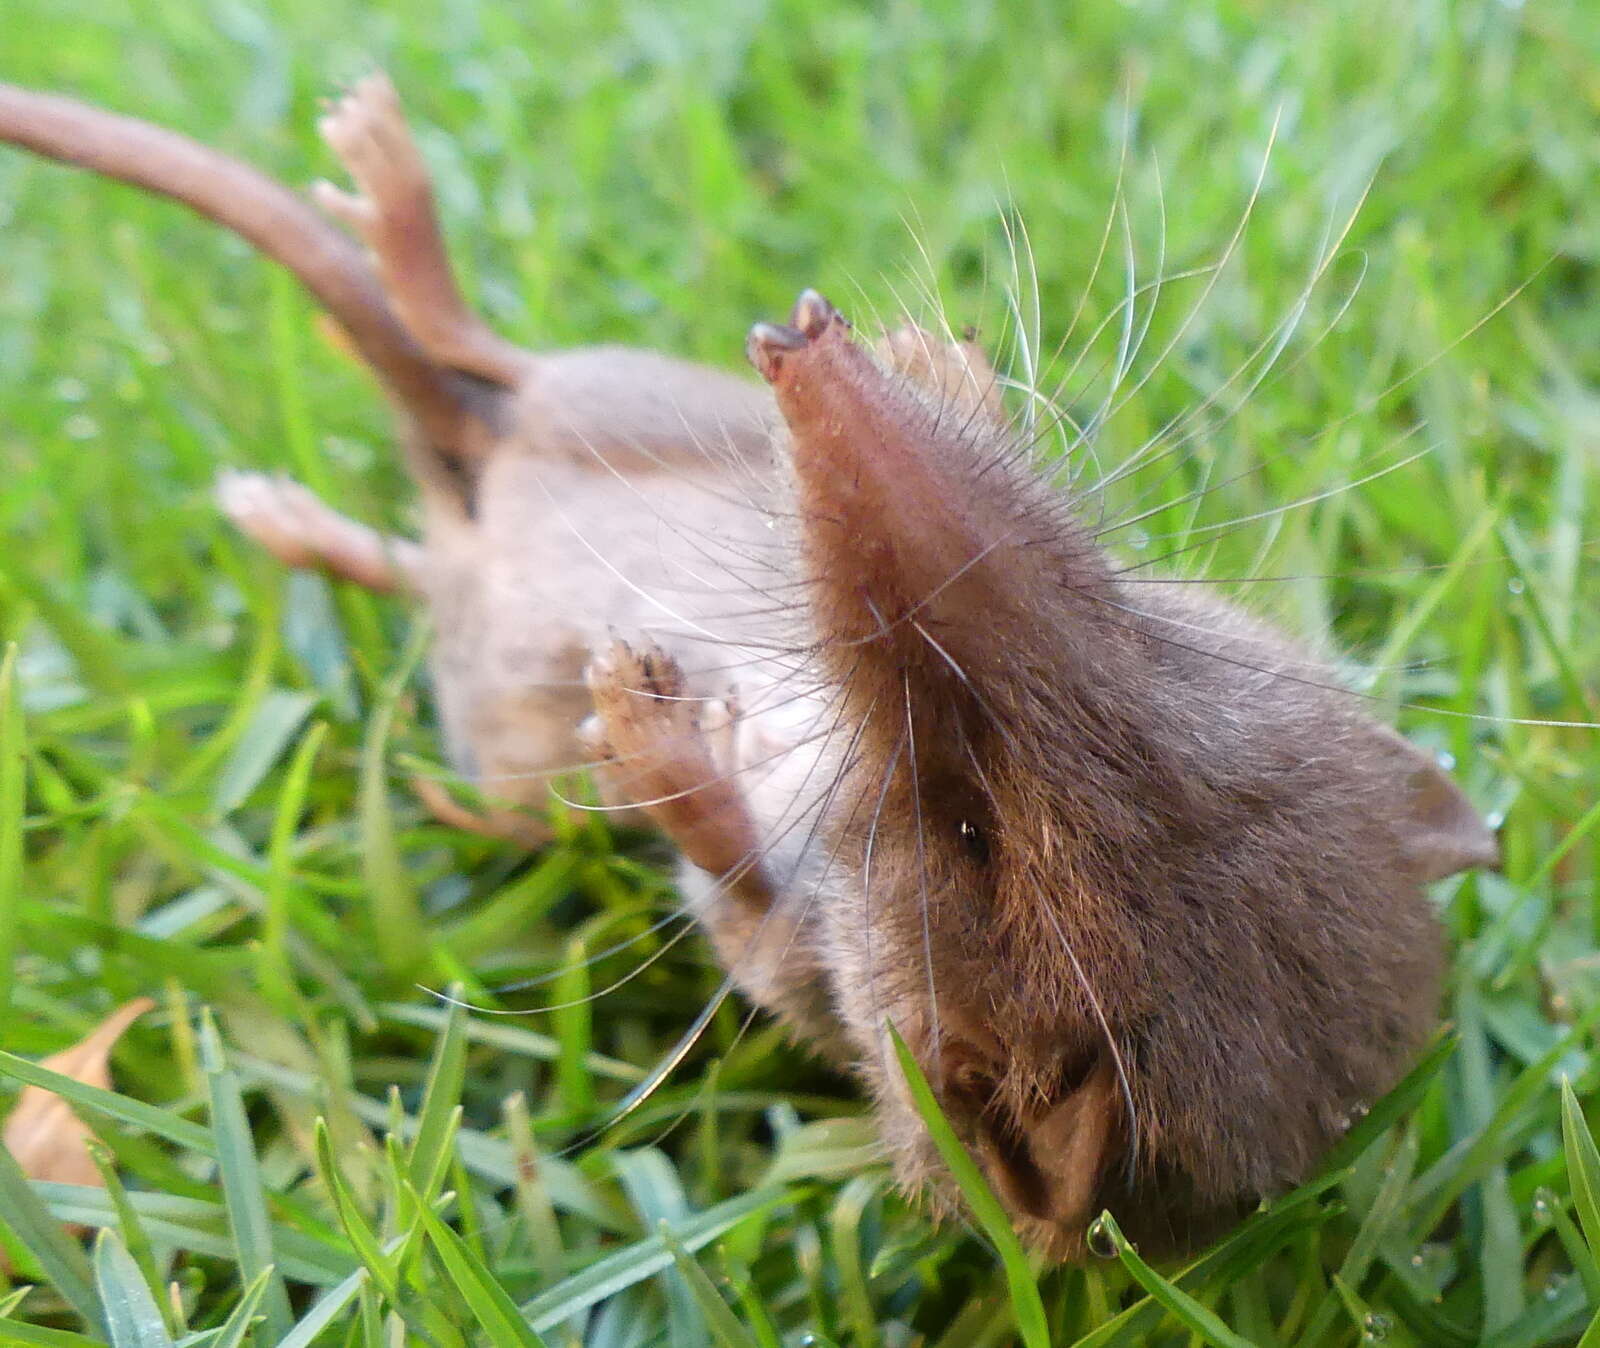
[1,0,1599,1342]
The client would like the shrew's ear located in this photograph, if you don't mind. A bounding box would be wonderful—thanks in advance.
[1370,725,1501,882]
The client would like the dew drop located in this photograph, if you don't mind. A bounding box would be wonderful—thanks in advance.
[1361,1311,1393,1342]
[1434,750,1455,771]
[1085,1212,1117,1259]
[64,413,100,441]
[1129,530,1150,551]
[1544,1271,1570,1300]
[1507,577,1525,595]
[53,376,87,403]
[1532,1186,1557,1223]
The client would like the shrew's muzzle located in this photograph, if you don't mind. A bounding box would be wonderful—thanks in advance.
[749,290,998,650]
[746,290,1114,704]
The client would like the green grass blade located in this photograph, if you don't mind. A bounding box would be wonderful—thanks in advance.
[613,1149,701,1345]
[407,1184,548,1348]
[84,1142,178,1339]
[208,1267,271,1348]
[407,994,468,1197]
[1330,1274,1421,1348]
[209,690,317,818]
[888,1025,1048,1348]
[377,1002,641,1084]
[0,1321,109,1346]
[198,1011,293,1341]
[92,1229,176,1348]
[521,1188,790,1332]
[261,719,328,1005]
[659,1221,760,1348]
[322,1124,464,1347]
[501,1093,564,1292]
[1409,1003,1600,1236]
[550,935,594,1121]
[1564,1079,1600,1257]
[1577,1307,1600,1348]
[0,561,133,697]
[829,1173,885,1348]
[34,1183,351,1286]
[358,620,430,980]
[1093,1212,1258,1348]
[313,1121,401,1305]
[228,1053,619,1229]
[1547,1190,1600,1309]
[270,1265,372,1348]
[0,644,24,1017]
[1299,1126,1420,1345]
[0,1141,102,1334]
[1067,1183,1337,1348]
[1449,988,1522,1335]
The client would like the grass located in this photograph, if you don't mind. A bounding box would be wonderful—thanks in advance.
[0,0,1599,1341]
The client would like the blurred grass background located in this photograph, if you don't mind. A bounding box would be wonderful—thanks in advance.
[1,0,1599,1342]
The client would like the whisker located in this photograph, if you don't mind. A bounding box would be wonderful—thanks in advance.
[861,731,908,1087]
[1037,902,1141,1184]
[1105,441,1435,544]
[902,669,941,1089]
[1065,580,1600,731]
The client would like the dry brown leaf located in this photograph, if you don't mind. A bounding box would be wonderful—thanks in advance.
[2,997,156,1191]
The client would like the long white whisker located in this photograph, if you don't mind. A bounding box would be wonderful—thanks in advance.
[902,670,941,1090]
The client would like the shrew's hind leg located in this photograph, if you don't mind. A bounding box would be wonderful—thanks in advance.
[877,322,1006,424]
[314,73,530,388]
[216,470,424,595]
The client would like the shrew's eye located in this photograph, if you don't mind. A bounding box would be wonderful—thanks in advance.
[958,818,990,865]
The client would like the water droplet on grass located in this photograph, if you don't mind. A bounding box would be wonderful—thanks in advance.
[1085,1212,1117,1259]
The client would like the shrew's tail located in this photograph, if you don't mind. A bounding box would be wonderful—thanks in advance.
[0,82,487,462]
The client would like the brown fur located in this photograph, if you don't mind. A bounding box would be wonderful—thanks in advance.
[0,77,1500,1259]
[742,294,1500,1255]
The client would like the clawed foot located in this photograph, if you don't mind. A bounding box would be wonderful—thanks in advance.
[216,470,423,594]
[747,290,1004,425]
[314,74,428,240]
[877,321,1006,424]
[313,73,528,386]
[585,641,772,904]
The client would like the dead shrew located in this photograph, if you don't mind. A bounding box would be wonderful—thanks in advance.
[0,74,1500,1258]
